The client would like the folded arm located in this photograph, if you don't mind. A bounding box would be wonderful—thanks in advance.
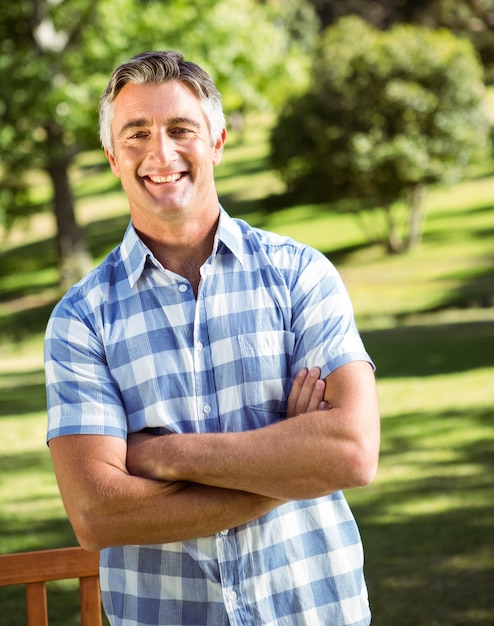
[128,361,380,501]
[49,434,285,552]
[48,366,327,552]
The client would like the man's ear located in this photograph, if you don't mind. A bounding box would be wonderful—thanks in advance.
[105,148,121,177]
[212,128,227,166]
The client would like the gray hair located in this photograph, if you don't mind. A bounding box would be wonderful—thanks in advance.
[99,50,225,154]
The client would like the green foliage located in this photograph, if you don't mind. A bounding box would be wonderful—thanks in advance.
[0,0,317,230]
[307,0,494,84]
[270,16,489,251]
[0,0,105,229]
[89,0,318,110]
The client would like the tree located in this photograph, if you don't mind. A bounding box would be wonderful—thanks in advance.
[0,1,100,287]
[306,0,494,82]
[0,0,318,288]
[270,16,489,253]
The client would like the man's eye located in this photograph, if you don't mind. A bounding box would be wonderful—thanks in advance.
[129,132,148,139]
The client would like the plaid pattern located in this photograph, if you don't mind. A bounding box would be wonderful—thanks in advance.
[45,210,372,625]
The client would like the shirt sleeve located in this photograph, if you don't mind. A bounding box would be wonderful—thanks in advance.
[288,247,374,379]
[44,295,128,443]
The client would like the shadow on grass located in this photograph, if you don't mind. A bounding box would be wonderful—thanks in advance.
[426,201,494,227]
[85,214,129,260]
[426,266,494,311]
[0,447,52,475]
[0,235,56,275]
[0,301,57,342]
[348,405,494,625]
[361,320,493,377]
[219,192,275,227]
[216,156,268,181]
[0,511,76,552]
[0,237,59,303]
[0,447,76,551]
[359,508,494,626]
[0,369,46,417]
[0,448,76,556]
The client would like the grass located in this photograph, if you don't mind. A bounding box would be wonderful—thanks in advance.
[349,336,493,625]
[0,112,493,625]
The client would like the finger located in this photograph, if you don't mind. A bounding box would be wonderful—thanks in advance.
[295,367,323,415]
[286,368,309,418]
[289,367,324,416]
[305,378,326,413]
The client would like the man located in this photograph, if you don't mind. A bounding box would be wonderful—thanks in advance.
[45,51,380,626]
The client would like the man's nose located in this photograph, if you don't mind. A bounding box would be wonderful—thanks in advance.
[149,130,174,163]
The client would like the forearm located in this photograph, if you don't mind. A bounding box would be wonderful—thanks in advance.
[129,412,373,501]
[79,478,282,551]
[49,435,283,552]
[173,416,350,499]
[128,361,380,501]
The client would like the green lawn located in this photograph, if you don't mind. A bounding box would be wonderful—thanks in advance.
[0,114,493,625]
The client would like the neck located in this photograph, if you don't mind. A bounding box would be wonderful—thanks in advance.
[136,217,219,296]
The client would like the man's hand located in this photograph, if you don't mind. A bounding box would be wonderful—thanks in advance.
[128,367,327,480]
[286,367,328,418]
[126,361,379,501]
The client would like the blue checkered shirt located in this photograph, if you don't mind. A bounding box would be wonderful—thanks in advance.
[45,209,373,626]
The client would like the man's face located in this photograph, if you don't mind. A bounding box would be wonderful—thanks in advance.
[106,80,225,234]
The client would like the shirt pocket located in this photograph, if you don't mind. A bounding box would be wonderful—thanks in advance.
[237,330,295,418]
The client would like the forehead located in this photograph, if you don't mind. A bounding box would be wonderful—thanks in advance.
[112,80,206,127]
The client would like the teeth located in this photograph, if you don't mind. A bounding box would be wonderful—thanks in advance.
[148,173,181,183]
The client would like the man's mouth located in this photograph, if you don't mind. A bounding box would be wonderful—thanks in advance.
[146,173,184,184]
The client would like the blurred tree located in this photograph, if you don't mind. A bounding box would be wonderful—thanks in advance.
[96,0,318,112]
[307,0,494,82]
[400,0,494,83]
[0,0,99,287]
[0,0,318,288]
[270,16,489,253]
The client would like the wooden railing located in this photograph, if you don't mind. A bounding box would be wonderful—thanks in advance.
[0,546,102,626]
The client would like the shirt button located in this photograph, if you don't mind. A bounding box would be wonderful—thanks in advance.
[203,404,211,414]
[229,591,237,602]
[220,529,228,536]
[178,284,187,292]
[197,342,203,351]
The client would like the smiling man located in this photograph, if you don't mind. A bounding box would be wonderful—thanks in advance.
[45,51,380,626]
[106,78,226,295]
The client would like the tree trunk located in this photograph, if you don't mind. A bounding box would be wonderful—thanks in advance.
[405,184,426,251]
[383,203,404,254]
[45,123,92,290]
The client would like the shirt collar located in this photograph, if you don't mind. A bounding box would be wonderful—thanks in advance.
[120,222,152,288]
[215,207,245,266]
[120,208,245,288]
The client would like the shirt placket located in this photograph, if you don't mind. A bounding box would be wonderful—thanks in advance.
[192,267,220,433]
[216,528,250,626]
[195,262,251,624]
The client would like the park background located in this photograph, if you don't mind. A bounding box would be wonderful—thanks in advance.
[1,1,493,625]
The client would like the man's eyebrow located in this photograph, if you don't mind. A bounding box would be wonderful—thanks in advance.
[169,117,201,129]
[117,117,202,138]
[118,118,150,138]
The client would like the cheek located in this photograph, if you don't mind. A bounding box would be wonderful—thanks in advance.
[118,154,143,181]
